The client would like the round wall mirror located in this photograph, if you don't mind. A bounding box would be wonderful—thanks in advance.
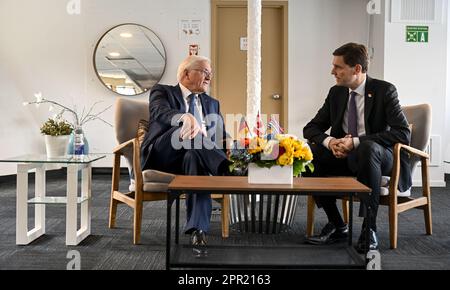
[93,23,166,96]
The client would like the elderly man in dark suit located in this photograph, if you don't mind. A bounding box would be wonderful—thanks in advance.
[303,43,411,252]
[140,55,230,256]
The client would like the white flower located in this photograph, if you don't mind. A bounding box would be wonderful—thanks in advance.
[24,92,113,128]
[263,140,279,155]
[34,92,43,102]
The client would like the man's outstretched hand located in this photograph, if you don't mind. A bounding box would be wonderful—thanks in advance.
[180,113,203,140]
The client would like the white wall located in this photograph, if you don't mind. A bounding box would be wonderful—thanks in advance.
[368,0,386,79]
[0,0,211,175]
[446,4,450,174]
[0,0,369,176]
[288,0,370,138]
[1,0,448,184]
[383,0,447,186]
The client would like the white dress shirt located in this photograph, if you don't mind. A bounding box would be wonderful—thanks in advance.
[179,83,207,135]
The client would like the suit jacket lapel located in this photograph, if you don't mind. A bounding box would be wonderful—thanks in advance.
[199,93,209,116]
[364,76,374,134]
[199,94,211,130]
[174,84,186,112]
[336,89,349,126]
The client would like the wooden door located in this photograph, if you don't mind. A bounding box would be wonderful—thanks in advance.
[212,1,288,135]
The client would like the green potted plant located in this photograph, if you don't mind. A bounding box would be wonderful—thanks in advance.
[40,117,73,157]
[24,92,112,155]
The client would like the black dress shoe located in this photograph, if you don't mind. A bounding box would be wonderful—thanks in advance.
[191,230,208,257]
[355,228,379,254]
[305,223,349,245]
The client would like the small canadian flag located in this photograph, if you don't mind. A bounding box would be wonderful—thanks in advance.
[253,111,265,137]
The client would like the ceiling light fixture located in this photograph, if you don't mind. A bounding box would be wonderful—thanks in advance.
[109,52,121,57]
[120,33,133,38]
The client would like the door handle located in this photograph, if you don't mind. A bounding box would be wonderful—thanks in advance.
[272,94,281,100]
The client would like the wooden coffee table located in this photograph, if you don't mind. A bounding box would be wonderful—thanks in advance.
[167,176,372,269]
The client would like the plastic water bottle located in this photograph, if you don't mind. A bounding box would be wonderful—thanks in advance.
[74,126,85,156]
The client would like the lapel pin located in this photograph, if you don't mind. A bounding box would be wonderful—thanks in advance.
[368,93,373,98]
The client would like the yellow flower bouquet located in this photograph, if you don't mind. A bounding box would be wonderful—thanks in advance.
[230,133,314,177]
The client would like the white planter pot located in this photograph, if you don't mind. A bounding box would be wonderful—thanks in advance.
[44,135,70,158]
[247,163,293,184]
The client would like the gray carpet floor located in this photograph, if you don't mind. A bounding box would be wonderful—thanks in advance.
[0,171,449,270]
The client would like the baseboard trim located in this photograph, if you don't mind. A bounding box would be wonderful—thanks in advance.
[445,162,450,175]
[92,167,128,175]
[0,167,129,182]
[412,180,446,187]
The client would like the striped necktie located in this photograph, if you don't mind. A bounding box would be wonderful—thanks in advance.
[188,93,202,126]
[348,91,358,137]
[347,91,358,172]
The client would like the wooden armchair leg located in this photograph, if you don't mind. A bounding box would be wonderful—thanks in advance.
[221,194,230,238]
[109,195,118,228]
[306,195,315,237]
[389,205,398,249]
[342,199,349,224]
[424,203,432,235]
[422,159,432,235]
[110,153,121,229]
[133,202,143,245]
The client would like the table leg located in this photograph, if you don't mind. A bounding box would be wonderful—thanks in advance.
[16,163,45,245]
[35,166,46,233]
[166,193,173,270]
[66,164,78,245]
[175,196,180,245]
[348,193,353,246]
[66,164,91,246]
[79,165,92,239]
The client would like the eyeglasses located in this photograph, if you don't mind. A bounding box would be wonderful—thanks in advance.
[192,68,213,79]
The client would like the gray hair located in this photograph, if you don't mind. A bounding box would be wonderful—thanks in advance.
[177,55,211,82]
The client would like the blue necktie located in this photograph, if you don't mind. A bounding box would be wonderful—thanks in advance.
[188,94,202,127]
[347,91,358,172]
[348,91,358,137]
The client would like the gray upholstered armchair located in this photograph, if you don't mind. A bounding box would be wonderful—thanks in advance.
[109,97,229,244]
[306,104,432,249]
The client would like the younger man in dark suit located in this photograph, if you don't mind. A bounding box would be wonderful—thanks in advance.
[303,43,411,252]
[140,55,230,256]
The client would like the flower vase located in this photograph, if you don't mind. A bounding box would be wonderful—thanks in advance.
[67,128,89,155]
[44,135,70,158]
[247,163,293,184]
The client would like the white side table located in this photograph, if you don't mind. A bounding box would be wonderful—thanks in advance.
[0,154,106,246]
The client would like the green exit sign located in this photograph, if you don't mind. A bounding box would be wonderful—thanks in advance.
[406,26,429,43]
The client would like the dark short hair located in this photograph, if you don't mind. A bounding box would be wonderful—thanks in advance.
[333,43,369,73]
